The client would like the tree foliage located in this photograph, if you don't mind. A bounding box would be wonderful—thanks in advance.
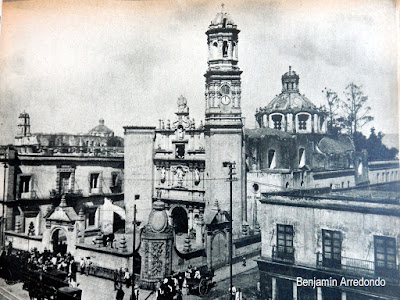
[341,83,374,135]
[321,88,341,135]
[107,136,124,147]
[353,128,398,161]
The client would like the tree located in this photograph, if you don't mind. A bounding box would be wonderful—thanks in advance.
[107,136,124,147]
[341,83,374,135]
[322,88,341,135]
[365,128,398,161]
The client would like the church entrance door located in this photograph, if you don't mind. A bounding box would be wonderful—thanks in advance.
[171,207,188,236]
[51,228,68,255]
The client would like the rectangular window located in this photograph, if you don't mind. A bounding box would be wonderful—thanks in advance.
[20,176,31,193]
[90,173,99,189]
[374,236,397,276]
[110,172,122,193]
[88,210,96,226]
[276,224,294,262]
[175,144,185,159]
[322,230,342,268]
[59,172,71,194]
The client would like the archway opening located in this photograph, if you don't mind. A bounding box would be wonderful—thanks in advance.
[51,228,68,255]
[171,207,188,236]
[113,212,125,234]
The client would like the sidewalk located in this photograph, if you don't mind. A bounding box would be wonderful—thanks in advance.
[213,256,258,282]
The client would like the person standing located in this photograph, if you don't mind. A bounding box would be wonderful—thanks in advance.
[114,268,120,291]
[116,285,125,300]
[79,257,85,274]
[69,257,77,287]
[124,268,131,288]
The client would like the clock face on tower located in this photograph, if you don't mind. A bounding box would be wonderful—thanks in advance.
[220,84,231,106]
[221,95,231,105]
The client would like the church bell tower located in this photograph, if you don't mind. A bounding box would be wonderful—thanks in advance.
[204,8,245,238]
[204,7,242,127]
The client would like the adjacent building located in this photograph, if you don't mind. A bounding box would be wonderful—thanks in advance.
[257,182,400,300]
[2,114,124,255]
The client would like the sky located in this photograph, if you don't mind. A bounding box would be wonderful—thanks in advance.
[0,0,398,144]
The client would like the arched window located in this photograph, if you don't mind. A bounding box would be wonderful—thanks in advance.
[223,18,227,28]
[223,41,228,57]
[268,149,276,169]
[298,148,305,168]
[298,114,309,130]
[357,160,363,176]
[212,42,218,58]
[271,115,282,130]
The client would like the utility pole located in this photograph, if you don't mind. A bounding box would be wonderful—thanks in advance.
[1,158,8,250]
[223,161,237,300]
[132,194,139,300]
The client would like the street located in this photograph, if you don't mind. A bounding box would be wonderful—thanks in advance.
[0,257,260,300]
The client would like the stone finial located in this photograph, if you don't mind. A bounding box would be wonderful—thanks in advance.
[28,222,35,236]
[242,224,249,236]
[79,208,85,220]
[59,194,67,207]
[15,218,22,233]
[95,232,103,248]
[119,236,127,253]
[177,95,187,112]
[183,234,192,253]
[213,200,220,211]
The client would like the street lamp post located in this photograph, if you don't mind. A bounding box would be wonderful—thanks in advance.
[223,161,236,300]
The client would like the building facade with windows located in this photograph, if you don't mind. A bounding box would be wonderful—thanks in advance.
[257,182,400,300]
[1,116,124,255]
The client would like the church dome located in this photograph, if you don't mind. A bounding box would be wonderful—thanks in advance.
[265,91,317,113]
[263,66,317,114]
[88,119,114,137]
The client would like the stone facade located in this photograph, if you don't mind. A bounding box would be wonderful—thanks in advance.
[124,10,251,272]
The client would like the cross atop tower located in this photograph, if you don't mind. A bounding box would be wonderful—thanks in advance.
[221,3,225,12]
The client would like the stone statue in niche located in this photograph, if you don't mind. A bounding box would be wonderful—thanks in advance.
[194,168,200,185]
[177,125,184,140]
[173,166,186,187]
[160,167,166,183]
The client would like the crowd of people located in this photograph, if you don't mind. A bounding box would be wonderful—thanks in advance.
[14,247,78,287]
[0,246,80,300]
[155,265,209,300]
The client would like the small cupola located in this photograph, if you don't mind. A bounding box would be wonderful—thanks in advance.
[281,66,300,92]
